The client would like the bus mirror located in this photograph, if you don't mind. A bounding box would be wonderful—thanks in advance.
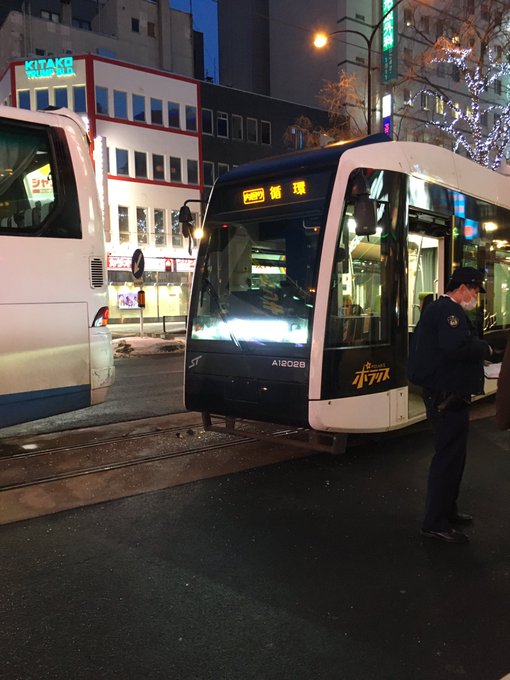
[353,195,377,236]
[179,205,194,238]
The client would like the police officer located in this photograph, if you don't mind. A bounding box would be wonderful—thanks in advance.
[408,267,491,544]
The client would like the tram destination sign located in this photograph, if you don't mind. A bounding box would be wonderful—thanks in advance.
[214,170,333,216]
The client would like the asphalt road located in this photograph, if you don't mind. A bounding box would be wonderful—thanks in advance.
[1,415,510,680]
[0,353,184,438]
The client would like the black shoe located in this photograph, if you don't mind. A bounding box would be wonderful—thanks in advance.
[449,512,473,525]
[421,528,469,544]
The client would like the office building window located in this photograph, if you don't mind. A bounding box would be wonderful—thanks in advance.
[187,159,199,185]
[131,17,140,32]
[151,98,163,125]
[41,9,59,22]
[154,209,166,246]
[261,120,271,145]
[170,157,182,183]
[247,117,258,143]
[137,207,148,245]
[18,90,30,109]
[202,108,213,135]
[203,161,214,186]
[118,206,130,243]
[168,101,180,128]
[54,87,68,108]
[218,162,229,178]
[116,149,129,176]
[73,85,86,113]
[114,90,127,119]
[36,89,49,110]
[185,105,197,131]
[95,86,108,115]
[72,17,91,30]
[232,114,243,140]
[171,210,183,247]
[133,94,145,122]
[134,151,147,178]
[217,111,228,138]
[153,154,165,181]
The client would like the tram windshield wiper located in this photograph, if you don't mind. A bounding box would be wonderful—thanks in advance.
[201,274,243,350]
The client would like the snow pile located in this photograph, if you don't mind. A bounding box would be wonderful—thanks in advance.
[113,336,185,357]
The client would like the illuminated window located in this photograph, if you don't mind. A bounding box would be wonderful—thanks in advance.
[247,117,258,143]
[404,8,412,26]
[36,89,49,110]
[54,87,68,108]
[73,85,86,113]
[151,98,163,125]
[118,206,130,243]
[154,209,166,246]
[137,207,148,245]
[171,210,183,247]
[217,111,228,138]
[435,96,444,115]
[133,94,145,121]
[114,90,127,118]
[18,90,30,109]
[168,101,180,128]
[186,105,197,131]
[95,86,108,115]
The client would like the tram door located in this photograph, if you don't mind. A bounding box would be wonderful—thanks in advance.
[407,222,445,419]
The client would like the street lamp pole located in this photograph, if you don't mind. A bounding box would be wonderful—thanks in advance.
[314,0,406,135]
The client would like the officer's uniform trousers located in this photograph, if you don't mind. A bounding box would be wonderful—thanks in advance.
[422,391,470,532]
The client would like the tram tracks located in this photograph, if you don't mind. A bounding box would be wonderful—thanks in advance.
[0,413,310,525]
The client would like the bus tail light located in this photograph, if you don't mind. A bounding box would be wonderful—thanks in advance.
[92,306,110,327]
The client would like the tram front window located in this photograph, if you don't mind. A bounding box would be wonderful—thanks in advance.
[191,214,320,346]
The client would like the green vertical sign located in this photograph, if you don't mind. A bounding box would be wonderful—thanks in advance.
[382,0,397,83]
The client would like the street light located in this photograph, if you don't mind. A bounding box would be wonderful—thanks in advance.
[313,0,406,135]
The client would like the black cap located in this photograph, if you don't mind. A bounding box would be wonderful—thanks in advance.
[445,267,486,293]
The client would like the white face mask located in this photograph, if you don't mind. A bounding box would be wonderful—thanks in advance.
[460,297,477,312]
[459,287,478,312]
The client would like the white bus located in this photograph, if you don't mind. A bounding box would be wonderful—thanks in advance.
[0,105,114,428]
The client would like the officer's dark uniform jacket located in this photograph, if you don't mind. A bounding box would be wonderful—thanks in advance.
[408,295,490,397]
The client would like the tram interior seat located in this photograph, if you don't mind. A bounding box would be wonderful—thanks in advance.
[327,313,382,347]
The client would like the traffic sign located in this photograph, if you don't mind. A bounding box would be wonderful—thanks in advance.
[131,249,144,279]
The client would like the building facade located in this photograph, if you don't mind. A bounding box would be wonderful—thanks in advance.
[1,54,202,323]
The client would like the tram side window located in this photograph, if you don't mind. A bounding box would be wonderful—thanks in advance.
[325,194,390,348]
[0,119,80,238]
